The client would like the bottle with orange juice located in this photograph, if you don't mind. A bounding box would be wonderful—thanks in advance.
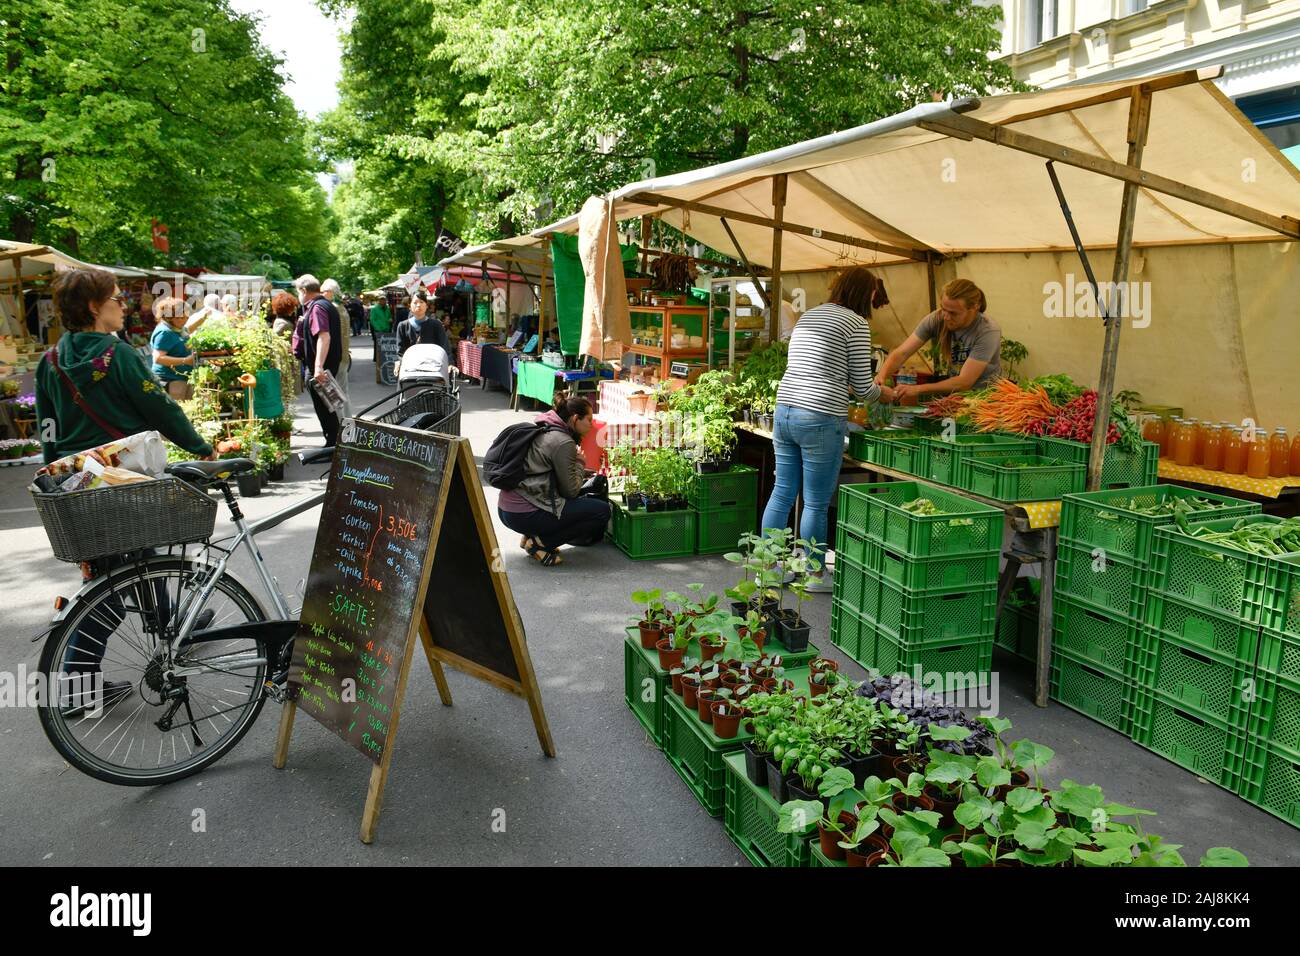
[1192,420,1207,466]
[1270,427,1290,478]
[1246,425,1271,479]
[1174,419,1197,467]
[1160,418,1178,459]
[1223,427,1246,475]
[1202,424,1224,472]
[1142,415,1165,449]
[1291,429,1300,477]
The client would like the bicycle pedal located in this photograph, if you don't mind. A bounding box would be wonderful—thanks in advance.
[263,680,289,704]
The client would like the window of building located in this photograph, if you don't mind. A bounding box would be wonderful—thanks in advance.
[1024,0,1060,50]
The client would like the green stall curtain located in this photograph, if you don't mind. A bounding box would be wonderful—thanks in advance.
[549,233,638,356]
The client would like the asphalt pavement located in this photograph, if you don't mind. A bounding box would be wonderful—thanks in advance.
[0,345,1295,866]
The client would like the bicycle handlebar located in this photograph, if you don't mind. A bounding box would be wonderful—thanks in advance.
[298,447,335,465]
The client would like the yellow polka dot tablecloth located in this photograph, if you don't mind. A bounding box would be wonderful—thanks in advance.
[1157,460,1299,498]
[1017,500,1062,529]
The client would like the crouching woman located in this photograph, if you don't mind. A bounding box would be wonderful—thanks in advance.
[497,395,610,567]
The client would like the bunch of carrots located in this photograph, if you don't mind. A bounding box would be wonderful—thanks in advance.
[967,379,1057,434]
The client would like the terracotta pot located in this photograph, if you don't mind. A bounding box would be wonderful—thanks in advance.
[925,785,960,829]
[701,671,722,690]
[890,791,936,814]
[995,769,1032,800]
[711,701,743,738]
[811,658,840,678]
[670,670,685,695]
[890,754,924,783]
[681,677,700,710]
[864,833,890,856]
[863,850,889,867]
[760,678,778,692]
[721,672,744,692]
[697,689,718,724]
[941,833,966,867]
[655,639,684,670]
[700,638,722,662]
[809,676,829,697]
[818,812,856,862]
[638,621,662,649]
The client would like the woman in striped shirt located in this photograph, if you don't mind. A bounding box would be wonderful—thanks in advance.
[760,267,895,589]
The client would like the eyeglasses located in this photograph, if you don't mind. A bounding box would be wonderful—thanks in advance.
[110,293,129,306]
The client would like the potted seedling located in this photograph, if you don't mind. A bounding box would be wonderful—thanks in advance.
[876,807,950,867]
[681,662,714,710]
[724,577,758,617]
[696,684,719,725]
[654,619,691,671]
[779,765,860,862]
[631,588,667,649]
[922,726,979,829]
[669,655,697,696]
[711,688,744,738]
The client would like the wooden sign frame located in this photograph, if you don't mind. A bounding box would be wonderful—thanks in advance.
[273,435,555,844]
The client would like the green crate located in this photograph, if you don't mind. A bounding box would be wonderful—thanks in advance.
[886,437,930,478]
[839,482,1004,559]
[835,524,870,566]
[853,429,929,468]
[996,604,1039,661]
[1059,485,1260,566]
[688,465,758,511]
[1258,625,1300,690]
[722,751,814,867]
[924,434,1038,486]
[695,504,757,555]
[1050,646,1136,736]
[873,543,1000,593]
[1130,690,1250,790]
[1131,632,1254,730]
[1052,594,1142,676]
[664,691,748,817]
[1144,592,1260,664]
[964,455,1086,502]
[830,598,867,663]
[623,625,820,683]
[861,622,993,690]
[809,841,847,867]
[1243,665,1300,758]
[624,634,669,747]
[847,430,872,463]
[1054,541,1147,620]
[609,499,696,560]
[1235,741,1300,829]
[1035,436,1159,490]
[833,553,870,618]
[875,577,997,646]
[1260,553,1300,641]
[1149,518,1294,624]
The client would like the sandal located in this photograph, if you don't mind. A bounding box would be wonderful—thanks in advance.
[519,535,535,552]
[526,542,563,566]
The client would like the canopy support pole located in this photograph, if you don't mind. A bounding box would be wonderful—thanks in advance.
[1046,162,1113,321]
[719,217,769,312]
[769,174,787,343]
[640,216,651,275]
[539,238,550,353]
[1087,88,1151,493]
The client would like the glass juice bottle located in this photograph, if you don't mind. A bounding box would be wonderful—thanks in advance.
[1222,428,1246,475]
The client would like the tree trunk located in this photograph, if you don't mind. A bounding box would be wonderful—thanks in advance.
[730,11,751,160]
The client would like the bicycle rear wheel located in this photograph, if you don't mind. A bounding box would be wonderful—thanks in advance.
[37,556,271,786]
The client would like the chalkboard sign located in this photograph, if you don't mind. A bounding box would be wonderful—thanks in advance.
[377,332,400,386]
[288,418,449,763]
[275,420,555,844]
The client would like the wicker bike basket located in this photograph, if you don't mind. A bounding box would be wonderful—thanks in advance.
[369,387,461,437]
[32,476,218,564]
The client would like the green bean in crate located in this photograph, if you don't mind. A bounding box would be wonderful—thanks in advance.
[1059,485,1260,565]
[963,455,1086,502]
[837,482,1003,558]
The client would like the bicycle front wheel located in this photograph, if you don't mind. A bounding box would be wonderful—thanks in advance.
[37,556,271,786]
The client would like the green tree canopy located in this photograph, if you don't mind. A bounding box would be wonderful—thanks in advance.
[1,0,334,275]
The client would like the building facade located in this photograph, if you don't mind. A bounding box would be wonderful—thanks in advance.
[996,1,1300,149]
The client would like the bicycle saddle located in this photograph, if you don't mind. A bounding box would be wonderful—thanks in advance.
[167,458,257,482]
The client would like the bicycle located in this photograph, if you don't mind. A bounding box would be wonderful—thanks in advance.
[33,384,459,787]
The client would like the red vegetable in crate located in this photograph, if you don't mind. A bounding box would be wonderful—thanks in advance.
[1046,390,1119,445]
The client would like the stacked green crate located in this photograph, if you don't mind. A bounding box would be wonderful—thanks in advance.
[1052,486,1261,738]
[1139,516,1293,810]
[1035,436,1160,490]
[923,433,1037,487]
[609,498,696,559]
[833,482,1003,689]
[995,579,1040,662]
[689,465,758,555]
[722,751,815,867]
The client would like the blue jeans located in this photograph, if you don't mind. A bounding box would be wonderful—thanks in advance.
[760,404,847,559]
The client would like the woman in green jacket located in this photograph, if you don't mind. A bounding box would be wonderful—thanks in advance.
[35,267,213,464]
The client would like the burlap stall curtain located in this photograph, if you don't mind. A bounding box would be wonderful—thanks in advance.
[577,195,631,361]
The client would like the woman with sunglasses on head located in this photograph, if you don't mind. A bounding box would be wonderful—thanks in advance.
[35,267,214,464]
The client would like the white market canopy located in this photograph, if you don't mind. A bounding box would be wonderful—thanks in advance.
[523,67,1300,270]
[0,240,152,282]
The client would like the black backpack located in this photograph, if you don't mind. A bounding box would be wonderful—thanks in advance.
[482,421,569,490]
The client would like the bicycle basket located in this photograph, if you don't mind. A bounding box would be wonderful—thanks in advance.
[32,476,218,564]
[371,388,461,437]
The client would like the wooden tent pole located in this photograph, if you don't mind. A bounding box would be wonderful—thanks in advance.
[640,216,651,275]
[768,175,787,342]
[1087,88,1151,496]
